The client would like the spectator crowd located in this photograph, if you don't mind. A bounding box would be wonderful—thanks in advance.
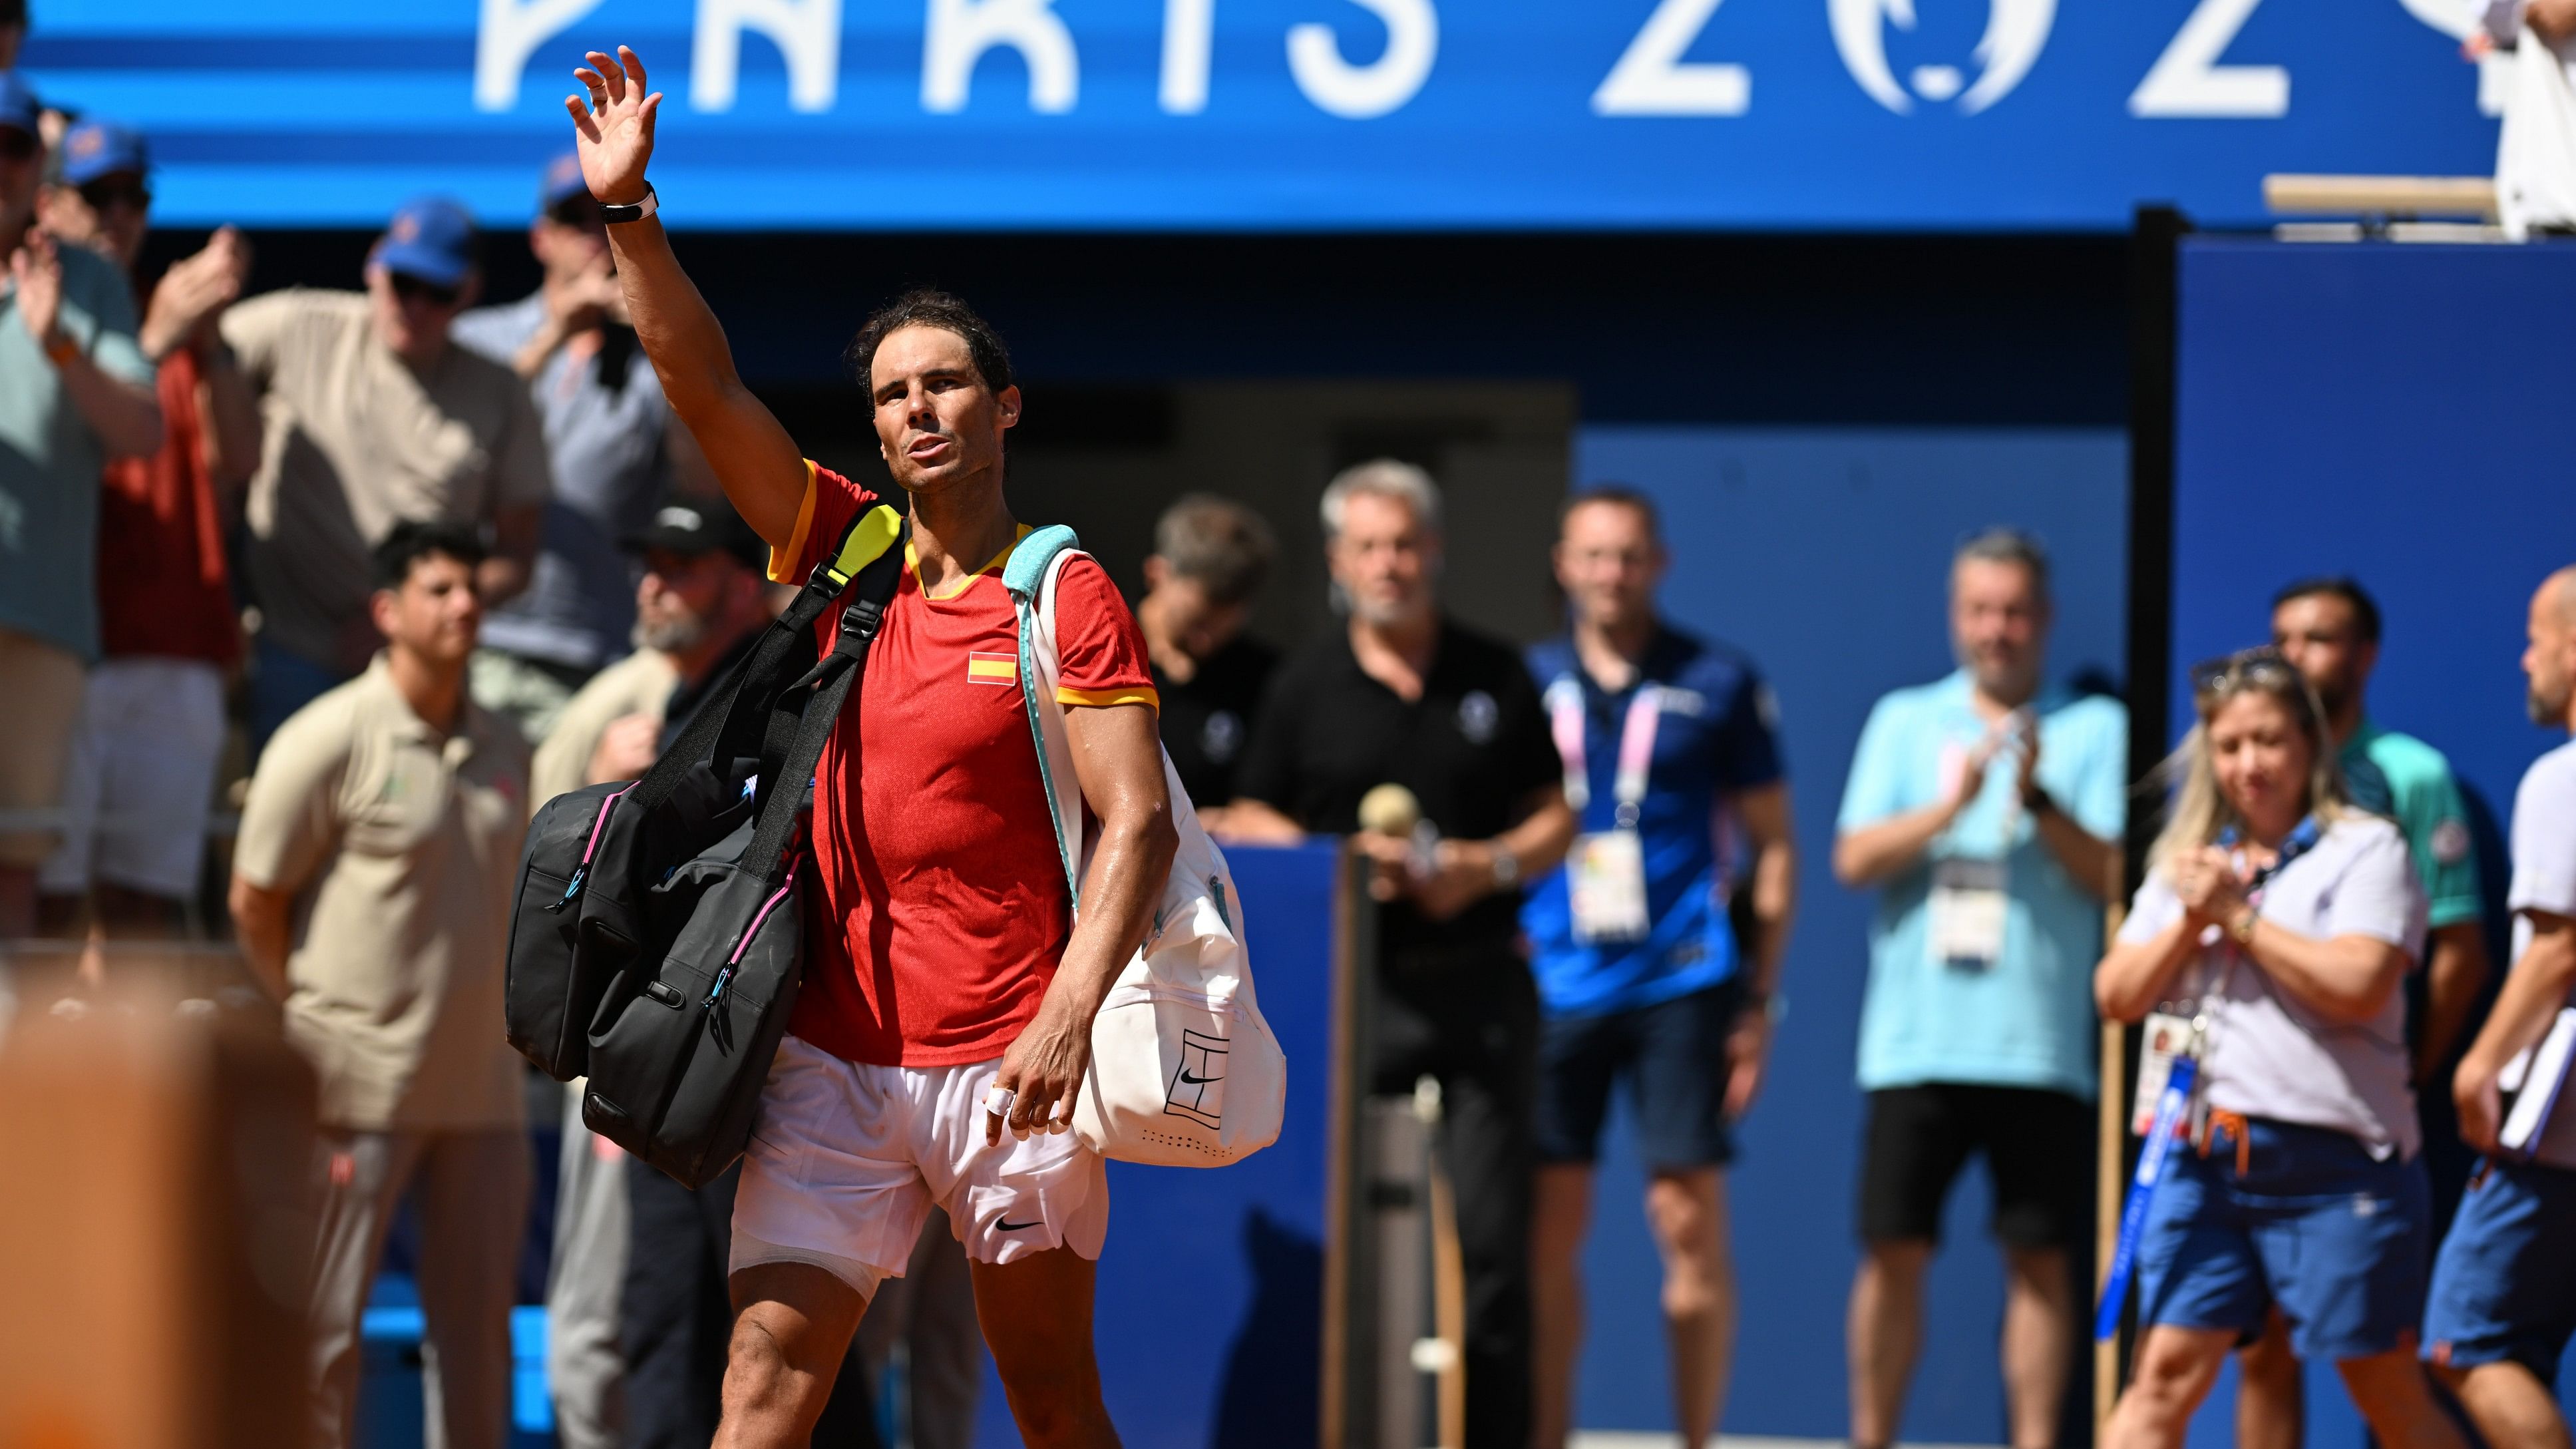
[5,77,2576,1449]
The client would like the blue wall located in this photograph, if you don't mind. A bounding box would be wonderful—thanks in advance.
[1570,427,2129,1441]
[2171,237,2576,1449]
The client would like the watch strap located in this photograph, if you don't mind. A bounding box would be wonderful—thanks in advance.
[601,184,659,225]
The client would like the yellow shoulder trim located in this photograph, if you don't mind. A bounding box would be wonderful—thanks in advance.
[767,461,821,584]
[1056,686,1161,712]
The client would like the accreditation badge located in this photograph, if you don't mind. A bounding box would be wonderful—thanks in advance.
[2131,1010,2198,1138]
[1927,857,2008,970]
[1568,829,1652,943]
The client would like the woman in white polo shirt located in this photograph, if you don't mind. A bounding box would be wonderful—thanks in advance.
[2095,648,2465,1449]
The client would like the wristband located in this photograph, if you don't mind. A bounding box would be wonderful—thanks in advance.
[2022,783,2058,817]
[2229,908,2259,946]
[600,183,659,225]
[43,334,80,368]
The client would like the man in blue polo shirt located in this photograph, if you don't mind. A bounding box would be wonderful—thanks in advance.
[1525,489,1799,1449]
[1833,528,2124,1449]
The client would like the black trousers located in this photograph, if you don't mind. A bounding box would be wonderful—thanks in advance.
[622,1158,880,1449]
[1372,954,1539,1449]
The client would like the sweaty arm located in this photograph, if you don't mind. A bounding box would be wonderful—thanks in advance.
[2455,912,2576,1152]
[986,703,1180,1147]
[603,218,806,545]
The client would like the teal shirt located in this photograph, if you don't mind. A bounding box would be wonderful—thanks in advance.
[1837,672,2127,1098]
[0,243,154,662]
[2344,720,2482,931]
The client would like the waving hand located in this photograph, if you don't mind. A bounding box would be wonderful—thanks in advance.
[566,47,659,207]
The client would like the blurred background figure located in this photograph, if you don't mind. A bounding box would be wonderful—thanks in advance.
[2237,576,2495,1449]
[1135,493,1278,825]
[32,118,258,943]
[2474,0,2576,238]
[2427,564,2576,1449]
[222,194,549,751]
[0,0,21,67]
[1832,528,2125,1449]
[0,72,161,940]
[1228,459,1574,1448]
[1523,488,1798,1448]
[228,522,533,1449]
[2095,648,2458,1449]
[455,153,702,743]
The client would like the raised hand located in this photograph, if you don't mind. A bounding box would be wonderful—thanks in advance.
[141,226,250,360]
[566,47,660,207]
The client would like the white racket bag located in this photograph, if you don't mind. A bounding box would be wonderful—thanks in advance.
[1004,526,1286,1167]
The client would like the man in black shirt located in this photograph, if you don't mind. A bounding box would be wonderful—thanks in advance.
[1229,459,1574,1448]
[1137,493,1280,815]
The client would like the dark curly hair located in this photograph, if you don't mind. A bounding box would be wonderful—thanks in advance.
[844,288,1015,396]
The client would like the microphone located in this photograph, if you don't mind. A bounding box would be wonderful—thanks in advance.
[1357,783,1438,881]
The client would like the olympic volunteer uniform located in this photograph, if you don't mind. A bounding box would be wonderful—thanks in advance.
[1521,627,1781,1169]
[2425,738,2576,1380]
[730,463,1160,1297]
[2117,815,2433,1361]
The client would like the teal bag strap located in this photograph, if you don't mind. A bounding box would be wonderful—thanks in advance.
[1004,525,1084,906]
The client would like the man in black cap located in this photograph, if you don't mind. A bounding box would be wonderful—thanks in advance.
[525,493,857,1449]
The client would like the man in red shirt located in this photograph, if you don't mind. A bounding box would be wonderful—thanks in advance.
[34,119,260,936]
[570,47,1178,1449]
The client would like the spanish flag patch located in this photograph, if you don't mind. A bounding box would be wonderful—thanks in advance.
[967,652,1019,686]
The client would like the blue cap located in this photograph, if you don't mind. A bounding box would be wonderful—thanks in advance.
[538,152,591,210]
[375,196,479,288]
[59,120,148,186]
[0,72,40,136]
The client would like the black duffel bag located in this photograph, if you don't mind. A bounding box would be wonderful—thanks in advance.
[504,504,906,1187]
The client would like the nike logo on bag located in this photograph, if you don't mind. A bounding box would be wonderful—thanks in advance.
[995,1218,1041,1232]
[1177,1070,1219,1085]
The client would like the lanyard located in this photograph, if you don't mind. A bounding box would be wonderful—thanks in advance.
[1547,676,1661,828]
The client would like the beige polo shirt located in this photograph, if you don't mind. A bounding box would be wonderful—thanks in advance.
[530,646,679,807]
[236,657,533,1132]
[224,290,552,669]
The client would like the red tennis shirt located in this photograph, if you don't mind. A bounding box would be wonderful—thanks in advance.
[769,463,1159,1067]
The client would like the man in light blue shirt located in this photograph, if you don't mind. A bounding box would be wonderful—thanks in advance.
[1833,528,2125,1449]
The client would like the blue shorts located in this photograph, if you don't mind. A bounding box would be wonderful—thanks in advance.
[2136,1117,2430,1361]
[2424,1159,2576,1379]
[1535,980,1739,1169]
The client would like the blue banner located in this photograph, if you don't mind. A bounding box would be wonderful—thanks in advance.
[21,0,2507,230]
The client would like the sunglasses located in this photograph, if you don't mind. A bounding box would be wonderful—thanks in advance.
[0,130,36,164]
[389,273,462,309]
[77,177,151,214]
[2187,646,2302,698]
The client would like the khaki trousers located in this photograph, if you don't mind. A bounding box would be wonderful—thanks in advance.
[307,1127,532,1449]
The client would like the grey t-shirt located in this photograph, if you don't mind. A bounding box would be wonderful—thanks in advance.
[2120,813,2428,1159]
[2507,739,2576,1169]
[0,243,156,661]
[451,293,671,670]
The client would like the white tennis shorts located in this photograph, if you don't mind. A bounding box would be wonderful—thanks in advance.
[729,1034,1109,1299]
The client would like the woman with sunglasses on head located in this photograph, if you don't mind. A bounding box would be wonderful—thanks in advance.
[2096,649,2463,1449]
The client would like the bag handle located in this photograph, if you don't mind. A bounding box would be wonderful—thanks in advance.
[739,514,911,885]
[620,501,905,819]
[1004,525,1084,905]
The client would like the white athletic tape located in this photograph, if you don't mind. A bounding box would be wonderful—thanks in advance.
[984,1085,1015,1118]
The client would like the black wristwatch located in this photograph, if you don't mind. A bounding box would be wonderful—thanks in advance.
[2022,783,2058,817]
[600,184,659,225]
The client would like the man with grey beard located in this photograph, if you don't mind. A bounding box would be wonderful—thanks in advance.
[524,493,787,1449]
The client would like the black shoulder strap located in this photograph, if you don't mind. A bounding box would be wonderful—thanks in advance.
[739,515,910,883]
[620,501,905,819]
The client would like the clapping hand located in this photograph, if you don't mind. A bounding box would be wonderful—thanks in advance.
[566,47,660,209]
[140,226,251,361]
[10,228,67,352]
[2169,846,2250,929]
